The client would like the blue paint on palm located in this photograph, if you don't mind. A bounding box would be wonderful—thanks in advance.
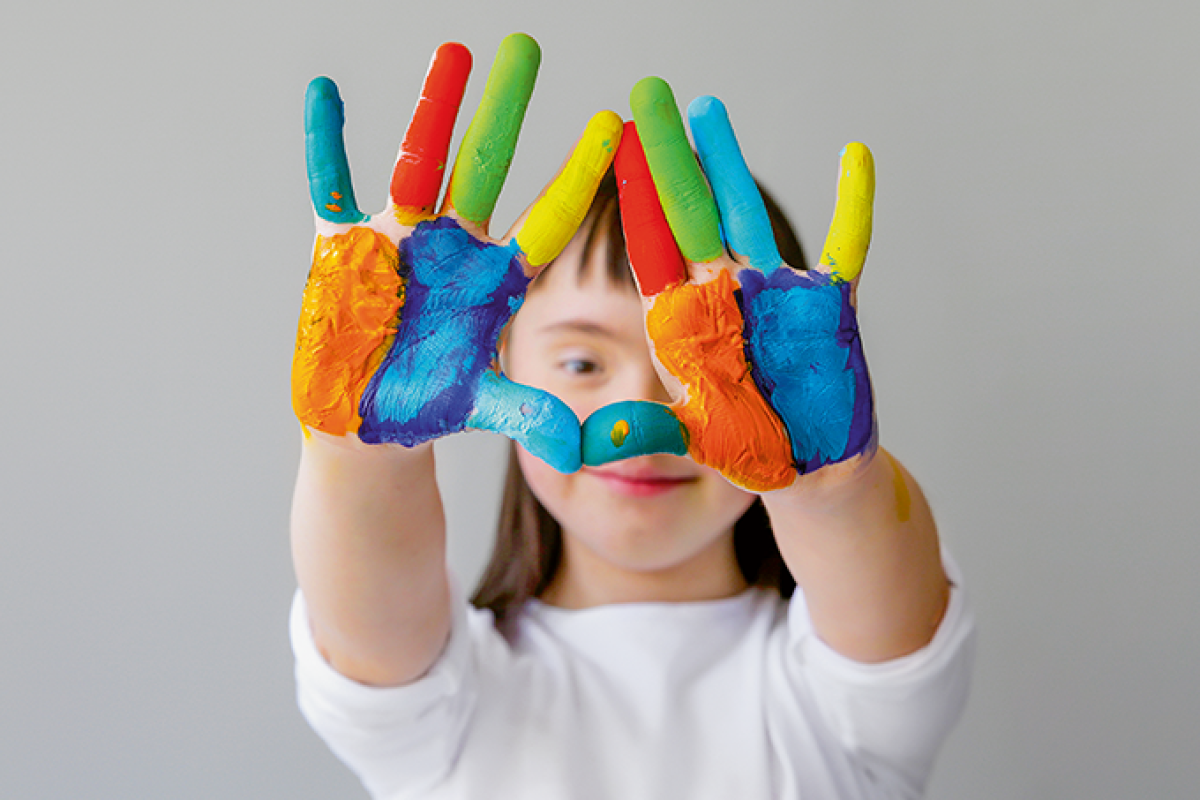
[358,217,528,445]
[739,268,874,474]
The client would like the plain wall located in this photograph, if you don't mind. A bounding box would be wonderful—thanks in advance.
[2,0,1197,797]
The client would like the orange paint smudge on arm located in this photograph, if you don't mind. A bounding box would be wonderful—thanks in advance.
[292,227,404,435]
[646,270,794,492]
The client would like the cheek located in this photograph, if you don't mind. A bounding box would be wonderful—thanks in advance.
[516,446,573,514]
[706,470,758,520]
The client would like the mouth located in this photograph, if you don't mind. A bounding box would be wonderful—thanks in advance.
[584,467,698,498]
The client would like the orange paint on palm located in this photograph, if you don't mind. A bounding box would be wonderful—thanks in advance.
[292,227,404,435]
[646,270,794,492]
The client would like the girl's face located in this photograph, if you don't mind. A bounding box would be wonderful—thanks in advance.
[504,225,756,606]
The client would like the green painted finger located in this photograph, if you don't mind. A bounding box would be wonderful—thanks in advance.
[447,33,541,224]
[629,77,723,263]
[581,401,689,467]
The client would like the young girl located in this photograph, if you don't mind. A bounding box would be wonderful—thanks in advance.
[290,33,974,800]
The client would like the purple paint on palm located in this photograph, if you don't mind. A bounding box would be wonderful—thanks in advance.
[358,217,529,446]
[738,267,874,474]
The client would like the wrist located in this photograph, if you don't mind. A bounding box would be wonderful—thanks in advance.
[760,445,884,516]
[300,427,436,475]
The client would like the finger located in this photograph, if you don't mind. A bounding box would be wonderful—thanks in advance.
[390,42,473,225]
[818,142,875,282]
[687,96,782,275]
[629,77,723,263]
[468,371,582,473]
[614,121,688,296]
[513,110,623,268]
[446,32,541,226]
[581,401,689,467]
[305,77,365,224]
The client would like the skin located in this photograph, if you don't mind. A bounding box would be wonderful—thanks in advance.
[611,79,948,660]
[295,35,621,472]
[292,55,950,688]
[503,230,756,608]
[292,36,620,686]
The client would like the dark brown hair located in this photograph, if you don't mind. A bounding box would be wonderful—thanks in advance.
[471,168,804,628]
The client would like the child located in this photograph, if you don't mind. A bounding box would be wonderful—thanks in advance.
[290,33,974,800]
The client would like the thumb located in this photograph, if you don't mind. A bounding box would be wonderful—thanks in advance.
[467,371,583,473]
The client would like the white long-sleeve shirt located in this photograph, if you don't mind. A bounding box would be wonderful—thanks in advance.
[292,561,974,799]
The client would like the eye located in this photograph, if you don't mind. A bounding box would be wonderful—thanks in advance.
[560,355,602,375]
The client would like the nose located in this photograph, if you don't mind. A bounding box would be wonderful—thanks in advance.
[638,356,675,405]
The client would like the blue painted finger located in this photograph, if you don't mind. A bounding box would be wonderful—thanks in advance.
[468,371,582,473]
[688,96,781,274]
[305,77,365,224]
[581,401,689,466]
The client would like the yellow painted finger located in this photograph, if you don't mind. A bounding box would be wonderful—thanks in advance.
[819,142,875,282]
[516,110,623,267]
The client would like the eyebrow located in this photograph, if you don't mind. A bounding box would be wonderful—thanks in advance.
[535,320,624,339]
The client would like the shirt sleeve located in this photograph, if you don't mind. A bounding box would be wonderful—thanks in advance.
[786,553,976,797]
[289,583,481,799]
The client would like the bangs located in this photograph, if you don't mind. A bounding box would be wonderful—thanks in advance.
[539,163,808,289]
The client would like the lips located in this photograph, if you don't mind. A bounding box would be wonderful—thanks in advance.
[584,466,698,498]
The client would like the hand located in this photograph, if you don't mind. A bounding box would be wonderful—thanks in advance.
[293,34,622,473]
[583,77,875,492]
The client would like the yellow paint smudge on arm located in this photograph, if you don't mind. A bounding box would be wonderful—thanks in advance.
[646,270,794,492]
[292,227,404,435]
[884,450,912,523]
[517,111,623,267]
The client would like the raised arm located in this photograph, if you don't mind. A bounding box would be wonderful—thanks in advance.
[598,77,947,662]
[291,34,620,686]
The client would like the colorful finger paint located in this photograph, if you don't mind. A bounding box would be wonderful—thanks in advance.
[516,110,622,267]
[819,143,875,282]
[293,227,403,434]
[447,33,541,224]
[305,77,365,224]
[391,42,473,225]
[647,271,795,491]
[470,371,581,473]
[357,217,531,443]
[580,401,689,467]
[614,121,688,296]
[629,77,723,263]
[688,96,782,274]
[739,267,874,473]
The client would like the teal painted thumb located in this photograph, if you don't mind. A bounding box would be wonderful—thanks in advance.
[581,401,689,466]
[467,371,582,473]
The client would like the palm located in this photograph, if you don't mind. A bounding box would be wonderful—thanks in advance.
[358,217,541,446]
[293,36,621,474]
[587,78,876,492]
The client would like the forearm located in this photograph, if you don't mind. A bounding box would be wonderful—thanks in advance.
[291,430,452,686]
[762,448,950,663]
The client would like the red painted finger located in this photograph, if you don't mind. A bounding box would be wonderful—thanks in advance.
[614,121,687,296]
[390,42,473,222]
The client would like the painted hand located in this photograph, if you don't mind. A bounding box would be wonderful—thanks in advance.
[583,77,875,492]
[293,35,622,473]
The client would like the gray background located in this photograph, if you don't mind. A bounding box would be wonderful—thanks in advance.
[2,0,1197,797]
